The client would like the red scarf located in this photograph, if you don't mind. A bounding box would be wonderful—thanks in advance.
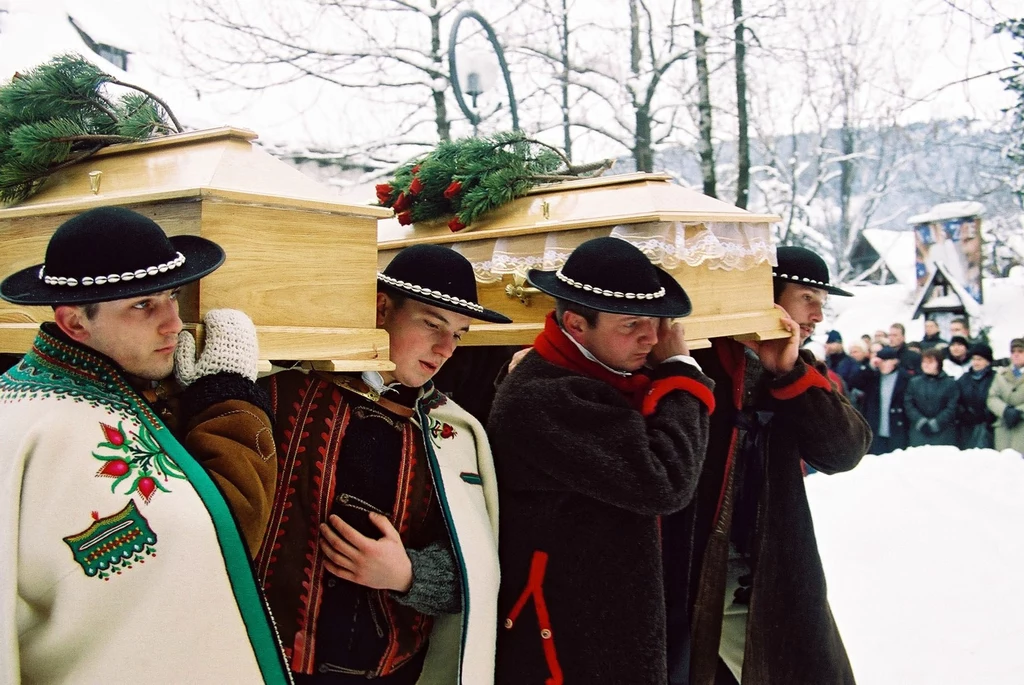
[533,312,652,408]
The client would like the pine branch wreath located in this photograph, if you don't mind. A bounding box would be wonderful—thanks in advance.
[375,131,613,232]
[0,54,182,205]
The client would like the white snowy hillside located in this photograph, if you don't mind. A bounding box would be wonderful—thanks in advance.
[807,447,1024,685]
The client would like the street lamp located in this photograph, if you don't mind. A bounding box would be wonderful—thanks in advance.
[448,9,519,135]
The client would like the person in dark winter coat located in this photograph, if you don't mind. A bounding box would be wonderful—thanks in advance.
[956,344,997,449]
[825,330,861,388]
[904,347,960,447]
[950,317,987,348]
[889,323,922,375]
[489,238,714,685]
[942,336,972,380]
[844,342,871,412]
[919,319,947,350]
[850,346,911,455]
[664,246,871,685]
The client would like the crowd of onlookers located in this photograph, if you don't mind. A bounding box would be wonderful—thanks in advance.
[815,317,1024,455]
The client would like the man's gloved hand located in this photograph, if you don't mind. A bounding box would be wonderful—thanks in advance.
[927,418,941,434]
[1003,406,1023,429]
[175,309,259,388]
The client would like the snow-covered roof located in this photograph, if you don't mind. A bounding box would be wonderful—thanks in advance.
[910,261,983,319]
[0,1,229,134]
[860,228,917,286]
[907,201,986,225]
[64,5,140,52]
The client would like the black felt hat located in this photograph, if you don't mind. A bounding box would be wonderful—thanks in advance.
[876,346,899,360]
[527,237,692,317]
[377,244,511,324]
[773,246,852,297]
[969,343,993,362]
[0,206,225,306]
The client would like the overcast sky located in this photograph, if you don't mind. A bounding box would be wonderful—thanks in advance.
[1,0,1020,160]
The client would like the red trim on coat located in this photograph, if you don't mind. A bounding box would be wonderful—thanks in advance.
[715,339,747,411]
[769,366,833,401]
[641,376,716,416]
[505,551,564,685]
[533,312,651,408]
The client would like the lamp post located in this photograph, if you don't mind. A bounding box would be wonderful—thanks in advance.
[448,9,519,136]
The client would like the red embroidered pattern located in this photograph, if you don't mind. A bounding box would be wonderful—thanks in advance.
[92,420,184,504]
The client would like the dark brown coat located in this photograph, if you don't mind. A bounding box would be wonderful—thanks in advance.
[489,352,714,685]
[150,373,277,555]
[666,342,871,685]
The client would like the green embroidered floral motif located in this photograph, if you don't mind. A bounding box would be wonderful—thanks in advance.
[63,500,157,581]
[0,328,137,417]
[94,421,184,504]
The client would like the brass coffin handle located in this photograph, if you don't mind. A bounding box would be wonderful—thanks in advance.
[505,273,540,305]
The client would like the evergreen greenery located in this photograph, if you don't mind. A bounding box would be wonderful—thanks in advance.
[375,131,611,232]
[0,54,181,204]
[996,18,1024,207]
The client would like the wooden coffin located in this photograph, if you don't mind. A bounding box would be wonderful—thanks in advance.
[378,172,787,349]
[0,127,393,370]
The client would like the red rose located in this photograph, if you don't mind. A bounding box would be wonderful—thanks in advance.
[392,192,411,212]
[443,180,462,199]
[375,183,393,204]
[441,424,455,438]
[397,211,414,225]
[409,177,424,196]
[412,164,421,174]
[448,216,467,232]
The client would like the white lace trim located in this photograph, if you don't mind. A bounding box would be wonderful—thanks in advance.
[445,221,775,283]
[39,252,186,287]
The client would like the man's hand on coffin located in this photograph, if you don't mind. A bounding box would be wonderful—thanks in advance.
[741,305,801,376]
[319,512,414,593]
[175,309,260,387]
[648,319,689,366]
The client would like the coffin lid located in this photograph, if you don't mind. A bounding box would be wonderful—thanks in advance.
[0,127,394,220]
[378,172,780,247]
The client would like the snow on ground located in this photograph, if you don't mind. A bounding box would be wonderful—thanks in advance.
[807,447,1024,685]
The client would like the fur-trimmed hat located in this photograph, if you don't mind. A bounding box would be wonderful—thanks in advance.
[377,244,511,324]
[527,237,691,317]
[773,246,852,297]
[0,206,225,306]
